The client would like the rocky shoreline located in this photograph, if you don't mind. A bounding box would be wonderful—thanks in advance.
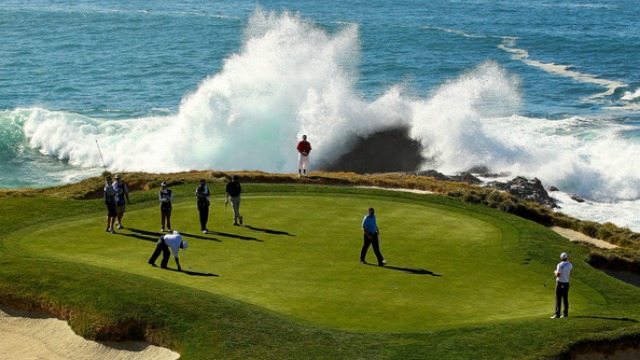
[415,169,558,208]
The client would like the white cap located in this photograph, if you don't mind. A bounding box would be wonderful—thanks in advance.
[560,252,569,260]
[173,230,179,235]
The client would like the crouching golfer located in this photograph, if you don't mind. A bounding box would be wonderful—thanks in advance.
[360,207,386,266]
[551,252,573,318]
[148,231,188,271]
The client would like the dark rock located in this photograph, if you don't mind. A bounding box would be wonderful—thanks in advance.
[321,126,424,174]
[569,193,586,203]
[549,186,559,192]
[485,176,557,208]
[448,171,482,185]
[415,170,481,185]
[467,166,491,175]
[417,170,557,207]
[415,169,450,181]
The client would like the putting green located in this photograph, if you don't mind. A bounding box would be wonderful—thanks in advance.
[11,192,602,333]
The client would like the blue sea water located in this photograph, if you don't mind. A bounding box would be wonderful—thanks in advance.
[1,0,639,230]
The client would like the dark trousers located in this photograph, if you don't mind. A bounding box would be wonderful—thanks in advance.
[149,238,170,268]
[198,204,209,230]
[361,233,384,264]
[555,282,570,317]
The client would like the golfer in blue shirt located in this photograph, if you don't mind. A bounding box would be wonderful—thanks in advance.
[361,207,386,266]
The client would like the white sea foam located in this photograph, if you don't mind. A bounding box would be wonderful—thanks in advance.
[498,38,627,99]
[10,9,640,231]
[421,26,486,38]
[621,88,640,101]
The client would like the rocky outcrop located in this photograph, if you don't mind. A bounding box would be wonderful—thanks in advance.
[415,170,557,207]
[484,176,557,208]
[415,170,482,185]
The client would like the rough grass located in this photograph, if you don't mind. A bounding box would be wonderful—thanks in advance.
[1,173,639,359]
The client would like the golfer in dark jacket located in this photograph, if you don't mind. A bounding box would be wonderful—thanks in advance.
[104,176,117,234]
[225,175,243,226]
[360,207,386,266]
[195,179,210,233]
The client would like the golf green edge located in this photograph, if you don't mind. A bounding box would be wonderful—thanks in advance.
[1,182,639,359]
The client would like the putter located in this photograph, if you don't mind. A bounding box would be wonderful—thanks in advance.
[224,201,228,228]
[182,252,192,270]
[543,274,555,287]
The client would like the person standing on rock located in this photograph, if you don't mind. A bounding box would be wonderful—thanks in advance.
[296,134,312,177]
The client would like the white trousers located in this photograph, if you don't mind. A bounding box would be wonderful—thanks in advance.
[298,154,309,170]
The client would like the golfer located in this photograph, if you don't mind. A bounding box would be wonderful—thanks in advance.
[112,174,130,229]
[148,231,188,271]
[195,179,211,233]
[225,175,243,226]
[159,181,173,232]
[296,134,312,177]
[104,176,117,234]
[551,252,573,318]
[360,207,386,266]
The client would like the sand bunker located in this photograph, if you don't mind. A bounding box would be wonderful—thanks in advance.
[550,226,619,249]
[0,306,179,360]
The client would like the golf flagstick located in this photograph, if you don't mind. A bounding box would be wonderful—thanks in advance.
[95,139,106,169]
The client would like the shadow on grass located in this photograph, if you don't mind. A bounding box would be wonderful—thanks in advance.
[244,225,296,237]
[118,233,157,242]
[126,228,162,239]
[151,265,219,277]
[572,316,638,323]
[124,228,227,243]
[180,232,222,242]
[116,228,157,242]
[206,230,262,242]
[366,263,442,276]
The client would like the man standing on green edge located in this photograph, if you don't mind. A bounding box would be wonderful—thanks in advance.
[112,174,130,229]
[104,176,117,234]
[551,252,573,318]
[225,175,243,226]
[360,207,386,266]
[195,179,211,233]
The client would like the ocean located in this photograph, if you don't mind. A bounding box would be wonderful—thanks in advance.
[1,0,639,231]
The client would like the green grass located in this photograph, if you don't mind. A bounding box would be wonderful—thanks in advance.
[1,181,639,359]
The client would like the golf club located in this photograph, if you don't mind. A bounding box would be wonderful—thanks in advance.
[543,274,555,287]
[224,201,228,228]
[182,251,192,270]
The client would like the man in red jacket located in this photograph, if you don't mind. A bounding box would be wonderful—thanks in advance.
[296,134,312,177]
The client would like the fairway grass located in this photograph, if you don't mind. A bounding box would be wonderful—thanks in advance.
[2,183,639,359]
